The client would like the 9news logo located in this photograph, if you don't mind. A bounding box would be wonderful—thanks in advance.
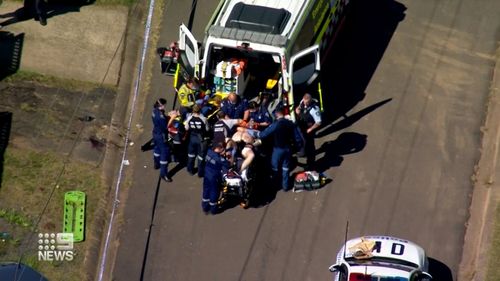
[37,233,74,261]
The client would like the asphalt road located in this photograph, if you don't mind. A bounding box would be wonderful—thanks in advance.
[111,0,500,280]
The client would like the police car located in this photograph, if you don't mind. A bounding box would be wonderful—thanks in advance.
[329,236,433,281]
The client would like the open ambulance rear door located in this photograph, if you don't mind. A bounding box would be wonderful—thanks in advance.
[288,44,323,121]
[178,24,200,80]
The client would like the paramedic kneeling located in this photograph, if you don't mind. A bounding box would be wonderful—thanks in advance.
[295,93,322,170]
[202,143,230,215]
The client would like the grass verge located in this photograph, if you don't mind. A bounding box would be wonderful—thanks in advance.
[4,70,116,92]
[485,203,500,281]
[0,146,104,281]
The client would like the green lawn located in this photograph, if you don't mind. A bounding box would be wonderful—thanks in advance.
[4,70,116,92]
[0,147,104,281]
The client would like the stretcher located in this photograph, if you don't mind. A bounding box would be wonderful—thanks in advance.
[217,169,253,209]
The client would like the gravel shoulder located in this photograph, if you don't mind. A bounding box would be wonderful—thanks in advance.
[458,45,500,281]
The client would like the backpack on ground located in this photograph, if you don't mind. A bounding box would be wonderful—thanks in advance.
[293,171,326,192]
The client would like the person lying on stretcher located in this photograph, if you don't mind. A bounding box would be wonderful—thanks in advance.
[226,131,255,182]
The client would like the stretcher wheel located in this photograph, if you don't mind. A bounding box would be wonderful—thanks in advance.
[240,200,250,209]
[217,197,226,206]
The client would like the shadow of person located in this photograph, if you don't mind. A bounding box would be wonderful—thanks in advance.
[317,98,392,138]
[166,162,186,178]
[315,132,367,173]
[0,7,25,27]
[0,0,95,28]
[44,0,96,20]
[0,0,50,27]
[236,153,279,210]
[247,171,277,209]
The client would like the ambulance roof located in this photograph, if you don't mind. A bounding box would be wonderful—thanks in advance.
[209,0,308,46]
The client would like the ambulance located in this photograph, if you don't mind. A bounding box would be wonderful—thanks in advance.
[177,0,351,120]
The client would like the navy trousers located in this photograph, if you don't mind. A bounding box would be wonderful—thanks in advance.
[202,171,220,214]
[187,135,206,176]
[271,147,291,190]
[153,134,170,178]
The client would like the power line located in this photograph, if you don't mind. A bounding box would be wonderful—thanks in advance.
[12,1,142,279]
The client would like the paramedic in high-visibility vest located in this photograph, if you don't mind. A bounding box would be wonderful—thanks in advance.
[295,93,322,170]
[176,79,198,118]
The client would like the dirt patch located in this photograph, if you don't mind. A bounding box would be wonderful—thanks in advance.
[0,76,118,280]
[0,78,118,160]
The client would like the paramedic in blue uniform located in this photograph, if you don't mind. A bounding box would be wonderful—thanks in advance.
[202,142,229,215]
[151,98,172,182]
[295,93,322,170]
[220,92,248,120]
[247,101,272,130]
[184,105,209,177]
[258,106,303,191]
[212,110,241,146]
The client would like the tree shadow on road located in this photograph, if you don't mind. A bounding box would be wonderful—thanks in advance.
[0,0,96,28]
[321,0,406,124]
[0,31,24,81]
[428,257,454,281]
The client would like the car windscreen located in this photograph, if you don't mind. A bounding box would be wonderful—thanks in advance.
[346,257,418,272]
[349,273,409,281]
[0,263,49,281]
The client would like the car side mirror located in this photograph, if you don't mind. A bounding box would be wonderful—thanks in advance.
[420,272,432,280]
[410,270,433,281]
[328,263,342,272]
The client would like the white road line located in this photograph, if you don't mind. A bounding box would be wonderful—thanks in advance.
[97,0,156,280]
